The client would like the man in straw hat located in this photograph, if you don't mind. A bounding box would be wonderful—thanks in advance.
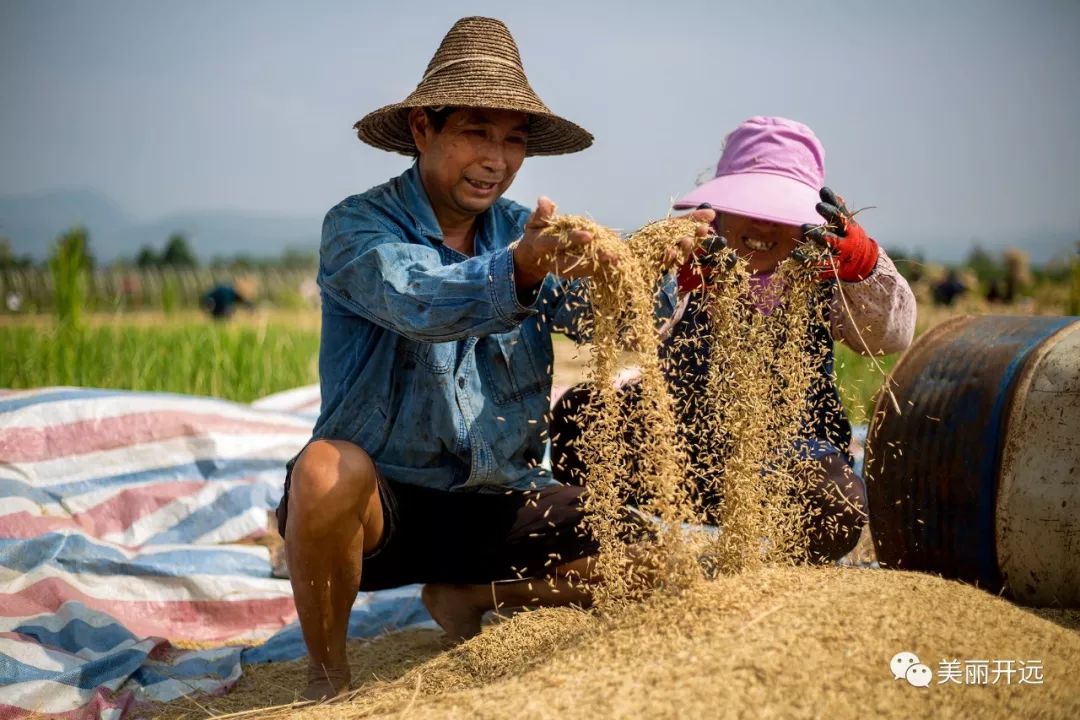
[275,16,713,699]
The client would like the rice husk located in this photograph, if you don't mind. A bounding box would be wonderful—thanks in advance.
[542,214,835,596]
[542,215,706,601]
[152,567,1080,719]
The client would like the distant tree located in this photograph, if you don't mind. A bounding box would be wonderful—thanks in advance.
[161,233,198,267]
[279,247,318,270]
[964,244,1004,286]
[135,245,160,268]
[228,254,257,271]
[0,237,35,269]
[0,238,13,267]
[49,226,93,326]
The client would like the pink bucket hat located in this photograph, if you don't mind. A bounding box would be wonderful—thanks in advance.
[673,116,825,227]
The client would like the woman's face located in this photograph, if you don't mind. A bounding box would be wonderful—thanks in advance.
[716,213,802,274]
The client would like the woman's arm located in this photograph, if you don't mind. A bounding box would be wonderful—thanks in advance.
[830,250,917,356]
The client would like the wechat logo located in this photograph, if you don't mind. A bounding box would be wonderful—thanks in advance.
[891,651,932,688]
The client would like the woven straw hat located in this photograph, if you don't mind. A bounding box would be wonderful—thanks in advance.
[354,17,593,157]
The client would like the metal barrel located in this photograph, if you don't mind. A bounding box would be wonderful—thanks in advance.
[865,314,1080,607]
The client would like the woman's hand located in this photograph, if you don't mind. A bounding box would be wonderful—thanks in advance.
[800,187,879,282]
[661,207,716,274]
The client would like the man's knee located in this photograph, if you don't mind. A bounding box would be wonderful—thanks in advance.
[287,440,379,532]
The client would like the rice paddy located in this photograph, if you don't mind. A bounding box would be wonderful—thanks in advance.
[0,311,319,403]
[0,310,888,412]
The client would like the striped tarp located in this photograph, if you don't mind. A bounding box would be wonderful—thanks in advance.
[0,386,429,719]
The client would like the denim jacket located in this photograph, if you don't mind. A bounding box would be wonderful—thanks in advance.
[312,163,676,492]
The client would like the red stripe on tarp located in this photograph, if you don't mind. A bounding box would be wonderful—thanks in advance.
[0,578,297,643]
[0,410,307,463]
[0,631,26,640]
[0,481,210,541]
[0,688,135,720]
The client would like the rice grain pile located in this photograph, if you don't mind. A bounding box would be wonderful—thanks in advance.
[154,215,1080,719]
[153,567,1080,719]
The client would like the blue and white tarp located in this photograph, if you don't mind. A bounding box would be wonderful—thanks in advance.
[0,386,430,719]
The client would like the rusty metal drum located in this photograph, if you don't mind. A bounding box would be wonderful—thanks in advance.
[865,315,1080,607]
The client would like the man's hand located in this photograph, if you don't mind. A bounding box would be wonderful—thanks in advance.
[511,197,618,288]
[800,187,879,283]
[512,200,714,289]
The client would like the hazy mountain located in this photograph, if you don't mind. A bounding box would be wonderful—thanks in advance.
[113,212,320,262]
[1,188,1075,265]
[0,189,131,257]
[0,188,320,263]
[887,230,1079,266]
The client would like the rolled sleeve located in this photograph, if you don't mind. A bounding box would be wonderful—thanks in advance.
[491,246,539,325]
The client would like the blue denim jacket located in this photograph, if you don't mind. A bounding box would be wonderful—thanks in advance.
[312,163,676,491]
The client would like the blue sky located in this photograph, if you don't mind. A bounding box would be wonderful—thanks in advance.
[1,0,1078,261]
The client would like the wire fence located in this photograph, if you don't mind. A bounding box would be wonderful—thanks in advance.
[0,267,317,314]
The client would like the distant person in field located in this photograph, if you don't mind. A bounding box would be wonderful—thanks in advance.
[275,17,712,701]
[552,116,917,563]
[200,278,255,319]
[932,269,967,306]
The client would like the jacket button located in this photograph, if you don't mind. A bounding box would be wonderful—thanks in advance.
[458,377,466,389]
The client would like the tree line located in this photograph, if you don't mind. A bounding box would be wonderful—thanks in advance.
[0,229,317,272]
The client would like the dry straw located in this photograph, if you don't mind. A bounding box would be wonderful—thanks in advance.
[354,17,592,157]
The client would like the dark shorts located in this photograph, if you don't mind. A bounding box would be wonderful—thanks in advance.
[276,459,600,592]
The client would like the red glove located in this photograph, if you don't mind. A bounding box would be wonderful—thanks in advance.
[677,249,708,293]
[677,234,732,293]
[800,187,879,283]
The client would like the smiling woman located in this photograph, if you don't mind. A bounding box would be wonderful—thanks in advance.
[716,213,803,275]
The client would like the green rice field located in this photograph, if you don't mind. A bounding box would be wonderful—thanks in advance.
[0,310,893,421]
[1,312,320,403]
